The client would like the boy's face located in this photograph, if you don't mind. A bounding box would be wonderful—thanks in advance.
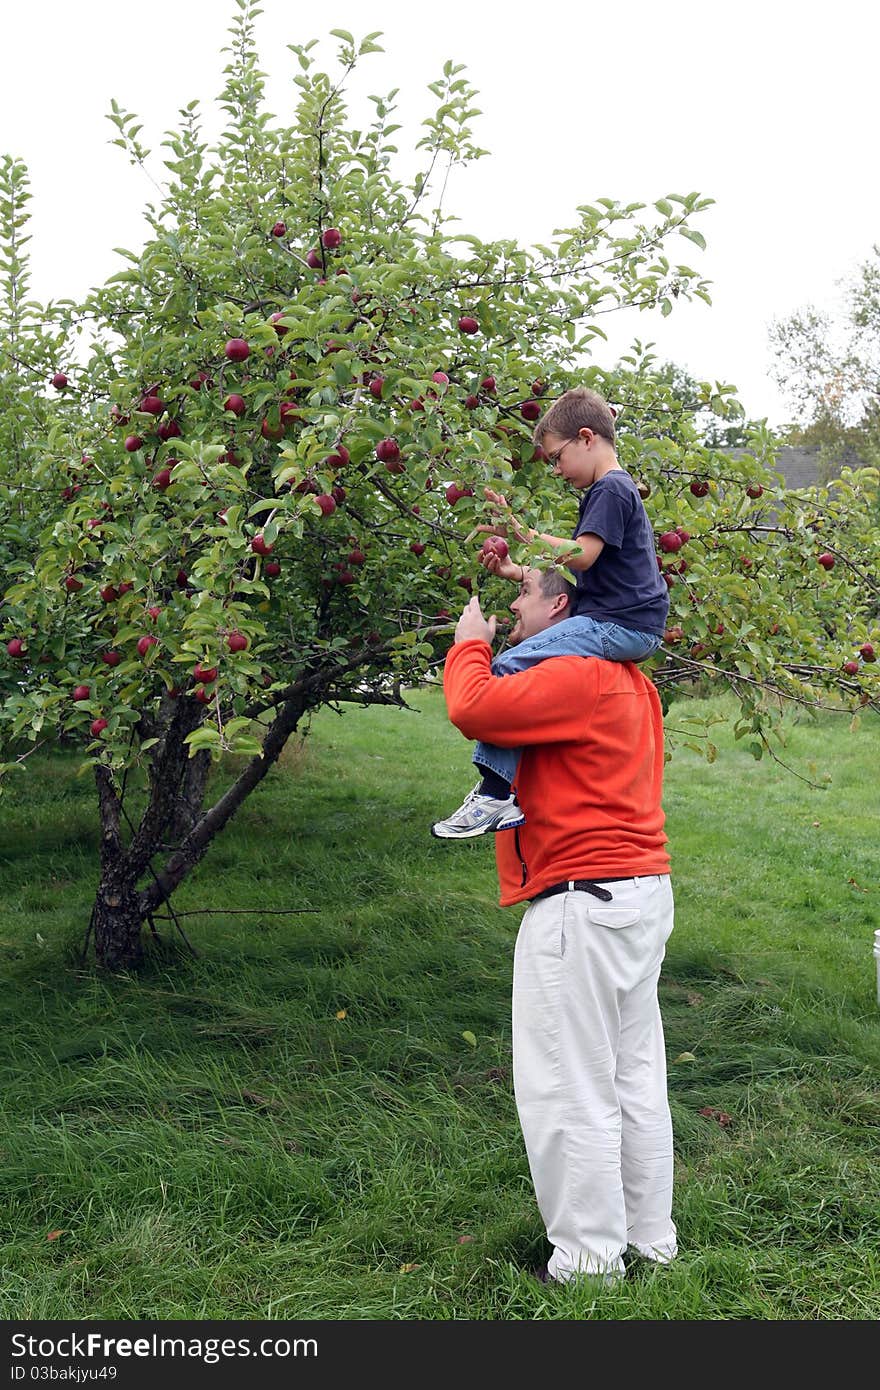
[542,429,595,488]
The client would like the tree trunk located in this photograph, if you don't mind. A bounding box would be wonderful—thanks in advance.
[169,747,211,842]
[92,882,146,971]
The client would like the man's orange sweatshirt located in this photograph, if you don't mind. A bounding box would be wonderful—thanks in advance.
[443,640,670,906]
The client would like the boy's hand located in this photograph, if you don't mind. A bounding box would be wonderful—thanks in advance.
[454,596,497,646]
[483,486,533,544]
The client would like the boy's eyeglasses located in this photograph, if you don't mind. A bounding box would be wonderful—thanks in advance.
[545,438,578,467]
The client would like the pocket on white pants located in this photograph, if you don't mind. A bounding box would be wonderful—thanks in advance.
[586,907,642,930]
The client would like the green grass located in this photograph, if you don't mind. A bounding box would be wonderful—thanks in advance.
[0,687,878,1320]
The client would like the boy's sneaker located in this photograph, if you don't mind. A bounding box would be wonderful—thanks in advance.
[431,785,525,839]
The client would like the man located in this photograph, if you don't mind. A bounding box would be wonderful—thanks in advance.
[442,570,677,1284]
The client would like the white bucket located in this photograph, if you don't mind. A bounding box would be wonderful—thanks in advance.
[874,930,880,1007]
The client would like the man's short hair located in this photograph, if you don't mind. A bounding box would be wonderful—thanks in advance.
[533,387,616,446]
[537,567,576,610]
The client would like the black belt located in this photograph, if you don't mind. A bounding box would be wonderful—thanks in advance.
[529,878,633,905]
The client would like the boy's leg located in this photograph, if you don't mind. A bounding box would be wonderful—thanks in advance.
[493,615,661,673]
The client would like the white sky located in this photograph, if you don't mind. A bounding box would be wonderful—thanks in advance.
[2,0,877,428]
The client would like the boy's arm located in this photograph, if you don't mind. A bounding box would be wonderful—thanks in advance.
[444,637,598,747]
[481,487,604,574]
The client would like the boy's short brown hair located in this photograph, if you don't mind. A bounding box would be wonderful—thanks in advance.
[532,387,616,447]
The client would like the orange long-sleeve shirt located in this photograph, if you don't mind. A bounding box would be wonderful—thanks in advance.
[443,640,670,906]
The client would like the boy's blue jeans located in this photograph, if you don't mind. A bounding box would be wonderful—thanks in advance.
[473,615,663,786]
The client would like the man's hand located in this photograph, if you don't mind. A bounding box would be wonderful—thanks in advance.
[454,595,497,646]
[478,548,523,581]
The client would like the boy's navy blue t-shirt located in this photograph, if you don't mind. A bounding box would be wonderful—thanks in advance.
[572,470,669,635]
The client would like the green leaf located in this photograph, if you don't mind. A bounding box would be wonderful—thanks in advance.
[679,228,707,250]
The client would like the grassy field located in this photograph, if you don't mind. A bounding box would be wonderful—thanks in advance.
[0,686,878,1321]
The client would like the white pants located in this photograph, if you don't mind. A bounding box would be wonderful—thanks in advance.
[512,874,677,1282]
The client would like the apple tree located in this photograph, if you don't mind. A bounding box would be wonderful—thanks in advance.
[1,4,878,970]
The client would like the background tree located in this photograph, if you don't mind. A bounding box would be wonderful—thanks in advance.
[770,245,880,469]
[1,5,878,971]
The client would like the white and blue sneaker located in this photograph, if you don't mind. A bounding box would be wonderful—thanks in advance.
[431,784,525,839]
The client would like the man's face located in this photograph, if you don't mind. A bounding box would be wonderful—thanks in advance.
[509,570,564,645]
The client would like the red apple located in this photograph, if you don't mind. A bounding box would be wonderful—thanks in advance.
[176,569,189,589]
[139,394,164,415]
[369,377,384,399]
[348,549,366,566]
[90,718,109,737]
[690,479,709,497]
[481,535,509,560]
[227,632,248,653]
[6,638,25,657]
[321,228,342,249]
[458,316,479,334]
[456,576,473,593]
[520,400,541,421]
[265,560,281,578]
[480,376,496,393]
[117,581,134,595]
[51,372,69,390]
[102,651,121,667]
[410,541,426,556]
[376,438,401,464]
[146,605,162,622]
[315,494,337,516]
[224,393,246,416]
[663,626,684,644]
[859,642,875,662]
[746,483,764,499]
[124,435,144,452]
[431,370,449,387]
[271,221,286,237]
[189,371,210,390]
[843,660,860,676]
[251,534,274,556]
[531,378,547,396]
[193,663,218,684]
[331,486,347,504]
[658,531,683,554]
[99,584,118,603]
[194,685,211,704]
[465,394,480,409]
[224,338,250,362]
[157,419,182,441]
[817,552,835,570]
[326,445,350,469]
[64,575,83,593]
[152,468,173,491]
[137,635,158,656]
[306,248,322,268]
[72,684,90,702]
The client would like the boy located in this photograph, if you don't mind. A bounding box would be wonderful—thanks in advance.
[431,386,669,839]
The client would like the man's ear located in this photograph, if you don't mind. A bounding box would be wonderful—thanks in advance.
[549,592,569,620]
